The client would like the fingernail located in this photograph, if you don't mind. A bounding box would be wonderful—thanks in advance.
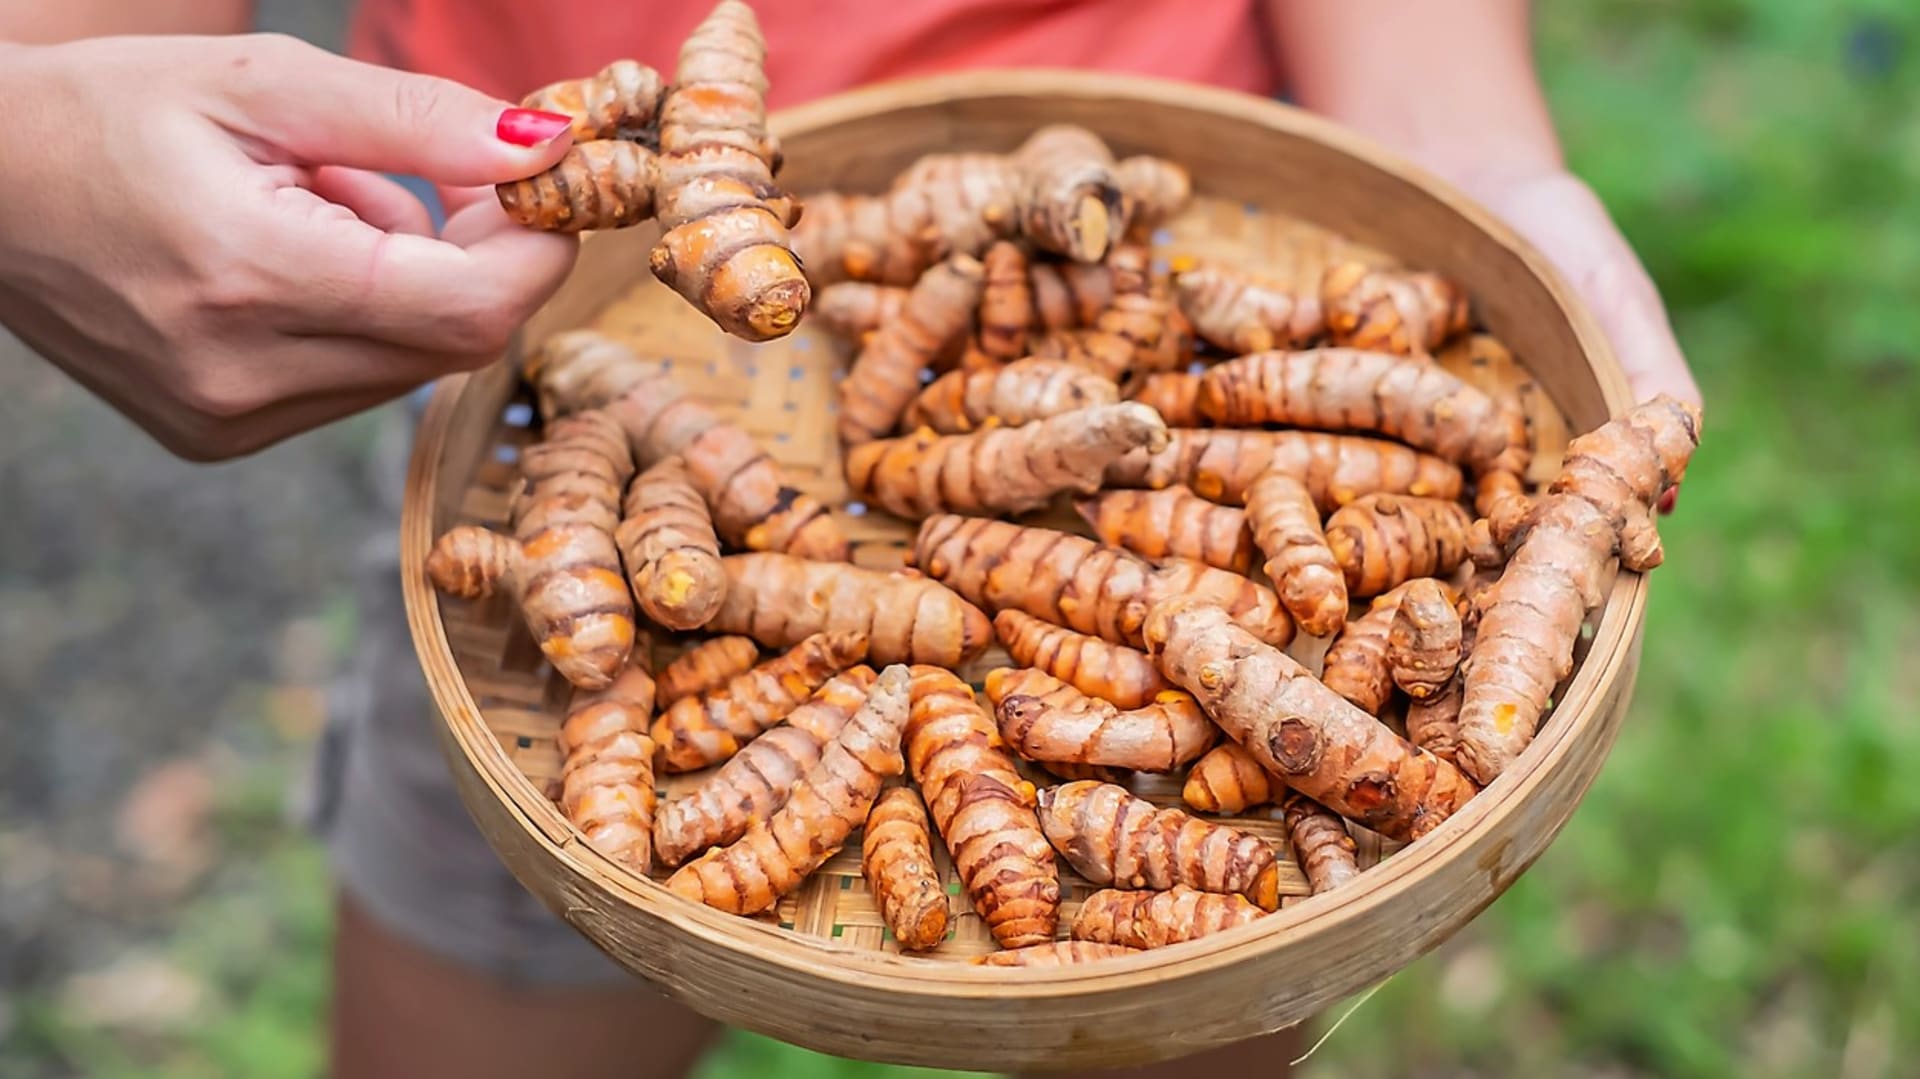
[496,108,573,147]
[1658,485,1679,515]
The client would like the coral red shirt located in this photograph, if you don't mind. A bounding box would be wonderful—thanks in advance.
[349,0,1279,106]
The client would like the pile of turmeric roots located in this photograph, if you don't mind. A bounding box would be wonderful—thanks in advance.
[454,7,1703,967]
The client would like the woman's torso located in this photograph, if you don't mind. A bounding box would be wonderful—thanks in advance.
[350,0,1278,105]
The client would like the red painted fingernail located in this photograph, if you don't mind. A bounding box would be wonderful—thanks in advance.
[1658,486,1679,515]
[496,108,572,147]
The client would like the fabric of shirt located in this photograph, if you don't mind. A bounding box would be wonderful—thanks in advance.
[348,0,1278,105]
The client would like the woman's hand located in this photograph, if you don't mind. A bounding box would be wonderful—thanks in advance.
[1266,1,1704,415]
[1466,169,1703,410]
[0,33,580,460]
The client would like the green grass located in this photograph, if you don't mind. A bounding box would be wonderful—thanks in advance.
[15,2,1919,1076]
[1320,4,1920,1076]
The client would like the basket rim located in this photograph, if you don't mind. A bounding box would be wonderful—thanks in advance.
[401,68,1644,995]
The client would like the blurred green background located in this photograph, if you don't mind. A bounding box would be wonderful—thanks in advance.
[3,1,1918,1076]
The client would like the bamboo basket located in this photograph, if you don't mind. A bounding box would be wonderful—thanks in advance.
[401,71,1640,1071]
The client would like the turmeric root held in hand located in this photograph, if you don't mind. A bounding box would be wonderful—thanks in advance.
[650,631,868,772]
[495,58,665,231]
[1244,470,1348,637]
[1037,781,1282,911]
[1181,743,1279,814]
[845,403,1168,519]
[667,665,912,914]
[838,255,985,446]
[1197,349,1530,478]
[708,553,991,667]
[901,359,1118,434]
[1074,486,1253,573]
[497,141,659,233]
[1071,886,1265,950]
[527,332,848,561]
[425,411,636,690]
[653,666,876,866]
[557,662,658,874]
[914,515,1292,649]
[1145,599,1477,842]
[521,58,666,141]
[906,667,1060,948]
[860,786,949,951]
[1389,578,1464,700]
[648,1,810,341]
[985,667,1215,773]
[1103,428,1464,512]
[1457,396,1701,786]
[993,610,1171,710]
[1325,494,1475,598]
[1320,261,1471,355]
[1281,792,1361,894]
[655,635,760,708]
[615,456,726,631]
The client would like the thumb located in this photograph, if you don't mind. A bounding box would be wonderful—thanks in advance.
[214,34,574,187]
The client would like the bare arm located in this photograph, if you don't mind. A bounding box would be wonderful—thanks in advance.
[1,0,254,43]
[1265,0,1702,433]
[1265,0,1559,197]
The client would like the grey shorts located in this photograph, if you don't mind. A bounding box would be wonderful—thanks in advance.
[307,405,633,987]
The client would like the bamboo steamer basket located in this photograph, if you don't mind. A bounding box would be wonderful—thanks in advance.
[401,71,1637,1071]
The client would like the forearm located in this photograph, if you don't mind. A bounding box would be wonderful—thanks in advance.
[1266,0,1562,196]
[1,0,253,43]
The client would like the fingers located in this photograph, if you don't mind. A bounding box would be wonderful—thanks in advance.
[212,33,573,187]
[1485,172,1704,410]
[148,334,495,461]
[158,385,411,462]
[255,185,577,355]
[437,183,507,218]
[1594,271,1704,409]
[308,167,436,236]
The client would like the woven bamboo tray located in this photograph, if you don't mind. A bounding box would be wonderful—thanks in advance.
[401,71,1641,1071]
